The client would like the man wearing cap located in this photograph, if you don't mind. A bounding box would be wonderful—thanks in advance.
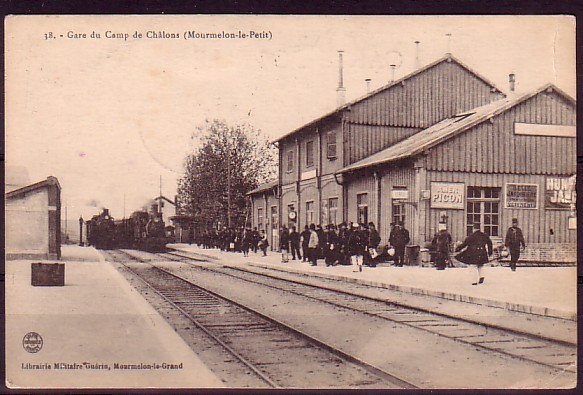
[337,222,349,265]
[455,223,493,285]
[389,221,410,267]
[505,218,526,272]
[432,223,452,270]
[347,222,366,272]
[289,225,302,261]
[366,222,381,267]
[307,224,319,266]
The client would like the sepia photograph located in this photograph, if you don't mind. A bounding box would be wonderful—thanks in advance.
[4,14,577,390]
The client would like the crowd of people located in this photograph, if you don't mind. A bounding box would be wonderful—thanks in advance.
[194,227,271,257]
[193,221,412,273]
[190,218,526,284]
[279,221,389,272]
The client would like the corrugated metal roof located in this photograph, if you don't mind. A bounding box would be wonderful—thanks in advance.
[246,180,278,196]
[272,53,504,144]
[336,83,575,175]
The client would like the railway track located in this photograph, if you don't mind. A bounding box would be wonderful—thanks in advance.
[157,249,577,377]
[104,249,416,389]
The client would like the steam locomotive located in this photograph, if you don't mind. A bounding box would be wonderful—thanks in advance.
[86,207,169,252]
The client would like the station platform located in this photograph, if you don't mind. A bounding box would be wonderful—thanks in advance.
[170,244,577,322]
[5,245,225,389]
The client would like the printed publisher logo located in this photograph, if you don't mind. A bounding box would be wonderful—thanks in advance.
[23,332,43,353]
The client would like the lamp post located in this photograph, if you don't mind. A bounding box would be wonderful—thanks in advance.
[79,216,84,246]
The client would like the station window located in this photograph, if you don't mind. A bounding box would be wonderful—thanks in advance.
[305,201,314,225]
[306,140,314,167]
[257,207,264,231]
[357,193,368,225]
[328,197,339,225]
[327,131,337,159]
[287,150,294,173]
[271,206,278,230]
[466,187,500,236]
[392,202,405,225]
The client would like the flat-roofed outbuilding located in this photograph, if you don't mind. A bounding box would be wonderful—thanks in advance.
[6,176,62,260]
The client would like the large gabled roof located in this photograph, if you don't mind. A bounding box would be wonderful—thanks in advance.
[336,83,575,175]
[273,53,504,144]
[6,176,61,199]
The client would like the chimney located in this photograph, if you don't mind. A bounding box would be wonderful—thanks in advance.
[414,40,421,69]
[445,33,452,54]
[336,50,346,107]
[365,78,371,94]
[390,64,397,82]
[509,73,516,92]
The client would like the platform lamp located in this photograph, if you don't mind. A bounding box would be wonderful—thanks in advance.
[79,216,84,246]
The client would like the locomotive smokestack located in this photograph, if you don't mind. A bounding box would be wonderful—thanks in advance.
[336,50,346,107]
[509,73,516,92]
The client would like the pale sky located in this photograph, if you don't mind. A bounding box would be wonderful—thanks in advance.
[5,15,576,220]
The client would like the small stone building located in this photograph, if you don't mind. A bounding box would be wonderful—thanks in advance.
[6,176,62,260]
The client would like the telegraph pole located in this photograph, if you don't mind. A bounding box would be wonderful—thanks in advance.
[227,147,232,228]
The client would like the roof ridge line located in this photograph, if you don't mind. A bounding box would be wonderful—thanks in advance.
[336,83,575,175]
[272,53,504,144]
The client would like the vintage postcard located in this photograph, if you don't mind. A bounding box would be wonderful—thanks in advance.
[5,15,576,390]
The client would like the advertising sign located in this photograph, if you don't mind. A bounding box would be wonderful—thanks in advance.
[430,182,465,209]
[505,183,538,209]
[545,176,576,210]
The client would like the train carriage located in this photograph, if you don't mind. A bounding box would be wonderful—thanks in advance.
[88,207,169,252]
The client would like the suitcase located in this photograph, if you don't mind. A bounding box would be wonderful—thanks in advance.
[31,263,65,286]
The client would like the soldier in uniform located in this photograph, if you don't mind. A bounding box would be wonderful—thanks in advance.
[347,223,367,272]
[300,225,311,262]
[366,222,381,267]
[289,226,302,261]
[455,223,493,285]
[432,224,452,270]
[389,221,410,267]
[505,218,526,271]
[280,225,290,263]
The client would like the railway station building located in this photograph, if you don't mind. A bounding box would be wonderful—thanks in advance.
[248,54,576,261]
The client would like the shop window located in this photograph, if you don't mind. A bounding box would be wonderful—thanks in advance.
[328,197,339,225]
[357,193,368,225]
[286,150,294,173]
[305,201,314,225]
[306,140,314,167]
[466,187,501,236]
[327,131,337,159]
